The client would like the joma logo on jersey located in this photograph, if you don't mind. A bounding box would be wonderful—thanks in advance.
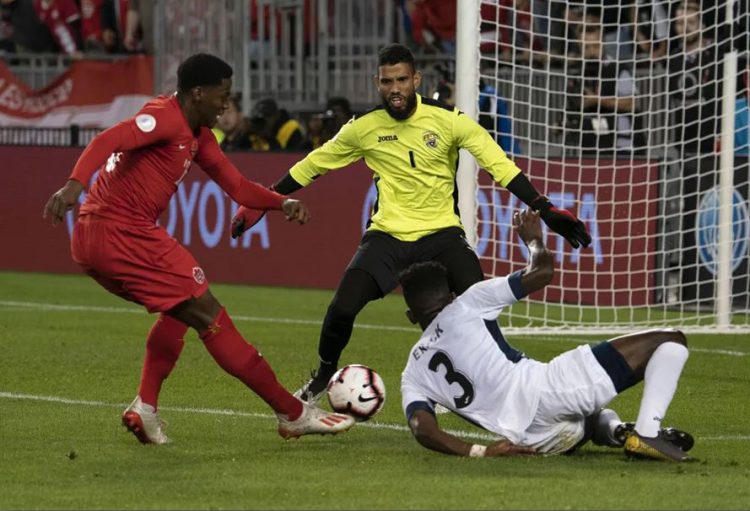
[378,134,398,142]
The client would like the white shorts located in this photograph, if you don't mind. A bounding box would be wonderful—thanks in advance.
[520,344,618,454]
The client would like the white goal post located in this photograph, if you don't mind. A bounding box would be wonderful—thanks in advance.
[455,0,750,333]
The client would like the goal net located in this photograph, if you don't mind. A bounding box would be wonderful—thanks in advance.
[460,0,750,333]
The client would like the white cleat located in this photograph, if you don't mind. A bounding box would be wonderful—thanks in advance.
[121,396,170,445]
[292,386,324,406]
[277,402,355,439]
[293,368,335,405]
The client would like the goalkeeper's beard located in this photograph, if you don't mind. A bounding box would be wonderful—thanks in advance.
[382,93,417,121]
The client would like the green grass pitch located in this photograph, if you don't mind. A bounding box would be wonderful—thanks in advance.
[1,271,749,510]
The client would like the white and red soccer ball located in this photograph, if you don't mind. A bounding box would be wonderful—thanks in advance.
[326,364,386,421]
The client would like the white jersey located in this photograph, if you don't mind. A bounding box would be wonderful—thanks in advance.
[400,272,546,444]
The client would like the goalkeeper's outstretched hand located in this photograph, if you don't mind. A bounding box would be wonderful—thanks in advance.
[231,206,267,238]
[531,196,591,249]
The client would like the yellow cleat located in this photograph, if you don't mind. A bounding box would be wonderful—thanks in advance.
[624,431,691,462]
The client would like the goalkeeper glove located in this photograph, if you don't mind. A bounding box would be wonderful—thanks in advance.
[530,196,591,249]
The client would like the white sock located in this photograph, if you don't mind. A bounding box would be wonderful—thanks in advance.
[634,342,689,438]
[592,408,623,447]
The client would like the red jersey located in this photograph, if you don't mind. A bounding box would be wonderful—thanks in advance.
[71,95,285,226]
[410,0,456,47]
[80,0,103,42]
[33,0,80,55]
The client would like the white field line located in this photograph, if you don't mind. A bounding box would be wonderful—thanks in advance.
[2,391,747,443]
[0,391,488,441]
[1,300,747,357]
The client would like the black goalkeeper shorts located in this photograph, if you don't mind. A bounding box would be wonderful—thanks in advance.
[346,226,485,296]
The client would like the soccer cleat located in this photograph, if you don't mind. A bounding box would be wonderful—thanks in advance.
[613,422,634,446]
[294,367,336,405]
[662,427,695,452]
[614,422,694,452]
[624,431,691,462]
[121,396,170,445]
[277,402,355,439]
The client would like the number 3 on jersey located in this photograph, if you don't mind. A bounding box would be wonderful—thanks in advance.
[428,351,475,409]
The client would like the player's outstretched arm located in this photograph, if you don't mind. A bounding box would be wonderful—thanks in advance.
[231,117,362,238]
[408,409,534,458]
[196,130,311,225]
[43,179,85,225]
[515,210,554,294]
[230,174,306,238]
[453,113,590,249]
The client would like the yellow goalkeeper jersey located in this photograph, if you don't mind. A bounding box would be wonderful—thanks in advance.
[289,94,522,241]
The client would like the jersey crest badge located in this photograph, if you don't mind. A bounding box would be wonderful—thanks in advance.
[423,131,438,149]
[192,267,206,284]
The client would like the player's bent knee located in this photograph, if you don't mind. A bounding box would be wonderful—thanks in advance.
[655,328,688,348]
[169,290,222,331]
[668,329,688,347]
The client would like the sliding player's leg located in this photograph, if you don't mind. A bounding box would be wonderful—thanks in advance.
[520,329,690,460]
[603,329,691,461]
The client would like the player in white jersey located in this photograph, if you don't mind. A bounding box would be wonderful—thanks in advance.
[399,210,694,461]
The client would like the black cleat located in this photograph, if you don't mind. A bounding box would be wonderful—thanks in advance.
[661,427,694,452]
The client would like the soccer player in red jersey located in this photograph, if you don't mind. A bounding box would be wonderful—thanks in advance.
[43,53,354,444]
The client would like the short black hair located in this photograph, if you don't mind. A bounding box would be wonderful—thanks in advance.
[399,261,450,305]
[177,53,233,93]
[377,43,415,69]
[252,98,279,119]
[326,96,353,116]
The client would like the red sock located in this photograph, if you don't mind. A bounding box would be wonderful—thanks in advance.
[200,308,303,420]
[138,314,187,409]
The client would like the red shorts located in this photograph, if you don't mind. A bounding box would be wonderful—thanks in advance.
[71,216,209,313]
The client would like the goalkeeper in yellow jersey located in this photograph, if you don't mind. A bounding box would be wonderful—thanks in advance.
[231,43,591,403]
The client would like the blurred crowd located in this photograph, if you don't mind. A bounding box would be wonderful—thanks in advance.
[1,0,748,157]
[211,88,525,156]
[212,95,355,154]
[401,0,748,68]
[0,0,147,57]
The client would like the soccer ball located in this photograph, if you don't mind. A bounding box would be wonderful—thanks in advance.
[326,364,386,421]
